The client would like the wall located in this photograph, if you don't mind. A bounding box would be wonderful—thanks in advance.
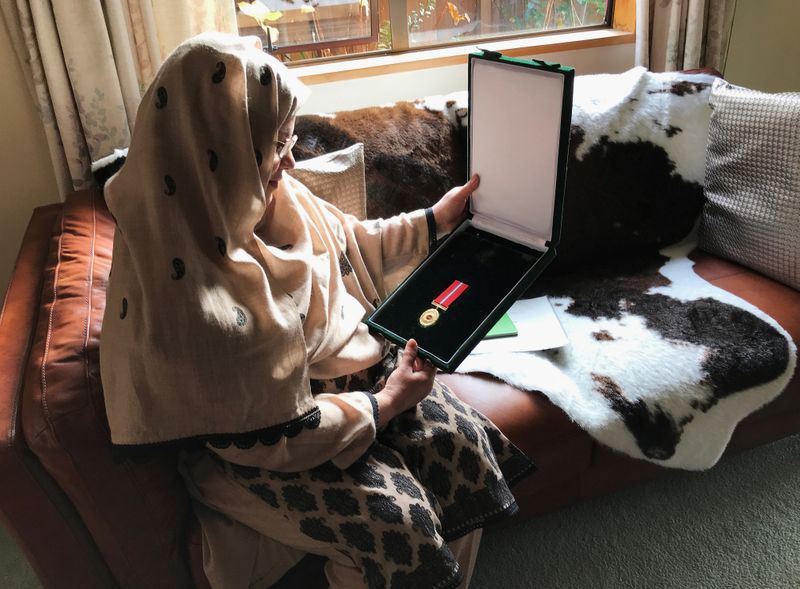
[300,43,634,114]
[0,13,59,295]
[724,0,800,92]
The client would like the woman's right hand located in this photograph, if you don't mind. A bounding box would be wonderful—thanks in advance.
[375,339,436,428]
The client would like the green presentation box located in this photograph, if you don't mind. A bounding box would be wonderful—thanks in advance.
[366,50,574,372]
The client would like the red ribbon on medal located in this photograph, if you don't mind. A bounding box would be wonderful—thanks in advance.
[433,280,469,310]
[420,280,469,327]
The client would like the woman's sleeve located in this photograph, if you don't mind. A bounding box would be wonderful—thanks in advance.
[336,207,432,296]
[208,391,379,471]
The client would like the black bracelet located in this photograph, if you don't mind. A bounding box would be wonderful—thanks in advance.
[424,207,438,251]
[363,392,380,429]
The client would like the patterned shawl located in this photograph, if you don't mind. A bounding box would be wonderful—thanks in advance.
[100,33,387,448]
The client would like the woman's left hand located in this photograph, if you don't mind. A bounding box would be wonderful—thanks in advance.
[431,174,480,235]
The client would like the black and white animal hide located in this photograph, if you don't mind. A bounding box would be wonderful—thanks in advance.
[418,67,720,272]
[443,69,795,470]
[457,236,796,470]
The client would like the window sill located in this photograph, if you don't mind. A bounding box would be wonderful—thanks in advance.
[291,28,635,85]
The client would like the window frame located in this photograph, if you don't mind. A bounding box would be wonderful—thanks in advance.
[290,0,635,84]
[281,0,381,56]
[389,0,617,53]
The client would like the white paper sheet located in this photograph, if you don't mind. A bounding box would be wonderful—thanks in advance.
[470,296,568,355]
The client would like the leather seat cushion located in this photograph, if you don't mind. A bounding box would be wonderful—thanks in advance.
[21,189,197,588]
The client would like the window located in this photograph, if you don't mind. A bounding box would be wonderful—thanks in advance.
[236,0,613,63]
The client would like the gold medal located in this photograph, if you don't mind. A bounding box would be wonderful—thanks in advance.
[419,280,469,328]
[419,308,440,327]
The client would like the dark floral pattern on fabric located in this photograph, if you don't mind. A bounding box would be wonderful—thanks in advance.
[369,444,404,469]
[348,462,388,489]
[212,61,226,83]
[421,399,450,424]
[323,488,361,516]
[457,447,481,483]
[164,175,176,195]
[431,426,455,461]
[231,463,260,480]
[391,472,423,499]
[171,258,185,280]
[367,494,404,524]
[382,530,413,565]
[426,461,452,499]
[409,503,436,539]
[389,543,461,589]
[362,557,386,589]
[454,414,478,445]
[339,251,354,277]
[269,470,301,482]
[340,522,376,553]
[216,237,227,256]
[259,66,272,86]
[400,418,427,441]
[300,517,338,543]
[383,381,534,541]
[309,461,345,483]
[221,356,532,588]
[282,485,318,512]
[249,483,279,508]
[155,86,168,108]
[483,425,507,455]
[440,388,467,415]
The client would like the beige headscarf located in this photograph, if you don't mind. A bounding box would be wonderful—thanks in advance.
[100,33,388,448]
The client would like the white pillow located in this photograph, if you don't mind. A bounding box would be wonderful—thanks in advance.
[289,143,367,220]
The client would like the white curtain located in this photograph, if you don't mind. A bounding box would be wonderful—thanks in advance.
[1,1,237,197]
[635,0,737,73]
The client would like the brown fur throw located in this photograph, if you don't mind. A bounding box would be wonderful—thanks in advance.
[295,102,466,219]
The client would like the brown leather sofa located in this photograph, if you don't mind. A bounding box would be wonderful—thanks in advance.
[2,188,798,588]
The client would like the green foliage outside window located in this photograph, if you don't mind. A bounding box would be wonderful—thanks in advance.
[237,0,609,62]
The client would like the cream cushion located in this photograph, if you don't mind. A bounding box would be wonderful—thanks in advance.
[290,142,367,220]
[700,79,800,290]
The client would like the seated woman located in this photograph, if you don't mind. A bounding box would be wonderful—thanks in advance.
[100,32,533,589]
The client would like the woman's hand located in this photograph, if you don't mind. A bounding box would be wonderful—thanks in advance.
[374,339,436,428]
[431,174,480,235]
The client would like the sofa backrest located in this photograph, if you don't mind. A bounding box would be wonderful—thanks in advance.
[20,189,196,588]
[296,68,720,274]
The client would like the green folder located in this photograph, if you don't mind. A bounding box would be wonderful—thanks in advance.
[484,313,518,339]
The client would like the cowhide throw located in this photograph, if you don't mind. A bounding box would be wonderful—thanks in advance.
[418,66,721,272]
[295,102,467,219]
[457,237,797,470]
[441,68,795,470]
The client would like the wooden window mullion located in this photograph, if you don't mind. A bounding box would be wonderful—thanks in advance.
[389,0,410,50]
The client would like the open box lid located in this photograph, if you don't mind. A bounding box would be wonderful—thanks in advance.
[468,51,574,251]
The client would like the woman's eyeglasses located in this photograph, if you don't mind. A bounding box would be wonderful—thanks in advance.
[275,135,298,159]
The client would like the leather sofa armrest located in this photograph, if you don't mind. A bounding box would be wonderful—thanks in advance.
[0,204,117,588]
[1,205,60,440]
